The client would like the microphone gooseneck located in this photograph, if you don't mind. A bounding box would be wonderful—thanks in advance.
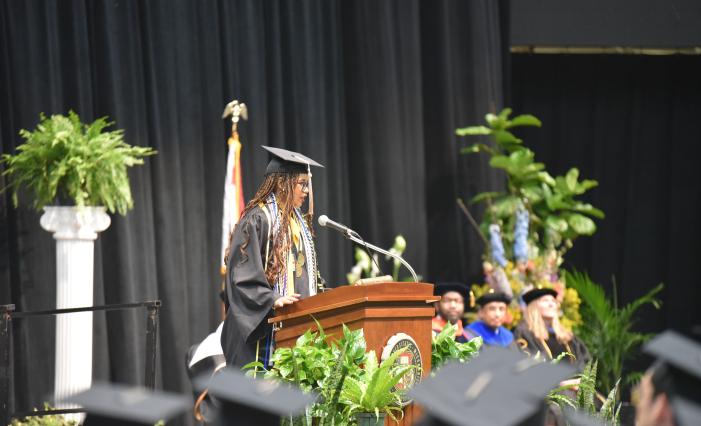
[317,214,419,282]
[317,215,356,237]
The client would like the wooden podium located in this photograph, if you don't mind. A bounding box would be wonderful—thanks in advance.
[269,282,438,425]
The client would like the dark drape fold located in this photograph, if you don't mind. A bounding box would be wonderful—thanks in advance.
[341,0,429,276]
[511,54,701,337]
[0,0,506,420]
[420,0,507,282]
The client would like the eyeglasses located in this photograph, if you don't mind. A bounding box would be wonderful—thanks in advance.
[296,180,310,190]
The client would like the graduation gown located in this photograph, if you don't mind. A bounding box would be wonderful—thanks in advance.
[220,205,313,368]
[513,322,591,370]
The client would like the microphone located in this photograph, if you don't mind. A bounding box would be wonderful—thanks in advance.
[318,215,357,238]
[317,214,419,282]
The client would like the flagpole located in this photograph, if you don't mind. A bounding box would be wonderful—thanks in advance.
[220,100,248,321]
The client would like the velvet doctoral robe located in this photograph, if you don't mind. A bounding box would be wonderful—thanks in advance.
[513,322,591,371]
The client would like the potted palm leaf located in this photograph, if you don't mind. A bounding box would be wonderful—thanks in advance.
[0,111,156,416]
[340,349,417,426]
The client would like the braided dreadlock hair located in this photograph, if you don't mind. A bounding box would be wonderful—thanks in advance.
[233,172,298,285]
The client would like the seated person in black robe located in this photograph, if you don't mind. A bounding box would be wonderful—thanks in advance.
[513,287,590,371]
[221,146,323,369]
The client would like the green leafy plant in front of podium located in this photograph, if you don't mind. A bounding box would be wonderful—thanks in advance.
[244,322,419,426]
[1,111,156,215]
[340,348,417,424]
[431,322,482,370]
[244,323,367,425]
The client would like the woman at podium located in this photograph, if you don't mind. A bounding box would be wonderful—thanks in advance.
[221,146,324,368]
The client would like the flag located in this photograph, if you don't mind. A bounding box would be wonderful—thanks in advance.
[220,130,245,275]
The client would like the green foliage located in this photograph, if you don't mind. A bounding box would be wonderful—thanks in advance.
[547,360,621,425]
[456,108,603,256]
[10,403,79,425]
[244,322,428,425]
[431,322,482,370]
[339,349,416,423]
[244,323,371,425]
[576,361,598,414]
[565,270,663,392]
[1,111,156,215]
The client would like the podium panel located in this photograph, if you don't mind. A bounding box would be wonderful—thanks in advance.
[269,282,438,425]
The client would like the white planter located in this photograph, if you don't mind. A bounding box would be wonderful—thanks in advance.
[40,206,110,420]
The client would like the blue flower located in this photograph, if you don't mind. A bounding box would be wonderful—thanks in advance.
[514,208,529,262]
[489,224,507,267]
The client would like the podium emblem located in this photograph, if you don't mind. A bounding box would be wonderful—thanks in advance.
[381,333,423,392]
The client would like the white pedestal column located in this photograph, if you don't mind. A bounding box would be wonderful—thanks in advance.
[40,206,110,419]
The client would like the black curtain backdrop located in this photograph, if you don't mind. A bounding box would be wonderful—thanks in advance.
[511,54,701,339]
[0,0,507,417]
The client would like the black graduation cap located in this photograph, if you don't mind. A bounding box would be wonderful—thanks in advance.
[475,288,512,306]
[434,282,470,300]
[63,382,190,426]
[262,145,324,175]
[197,367,316,426]
[521,286,558,305]
[409,346,575,426]
[643,330,701,426]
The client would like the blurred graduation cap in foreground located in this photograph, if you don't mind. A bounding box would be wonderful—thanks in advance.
[643,330,701,426]
[196,367,316,426]
[562,407,608,426]
[409,346,575,426]
[63,382,190,425]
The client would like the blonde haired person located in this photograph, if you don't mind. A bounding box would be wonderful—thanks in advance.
[514,287,590,370]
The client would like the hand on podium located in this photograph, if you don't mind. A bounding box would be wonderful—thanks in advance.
[274,293,300,308]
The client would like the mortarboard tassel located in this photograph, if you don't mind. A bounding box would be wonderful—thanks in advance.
[306,164,314,218]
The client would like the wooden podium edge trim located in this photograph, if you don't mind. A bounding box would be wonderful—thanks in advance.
[268,295,441,324]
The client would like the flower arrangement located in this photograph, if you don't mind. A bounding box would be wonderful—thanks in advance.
[346,235,418,283]
[457,109,600,331]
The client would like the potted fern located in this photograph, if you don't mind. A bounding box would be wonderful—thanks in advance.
[0,111,156,415]
[1,111,156,214]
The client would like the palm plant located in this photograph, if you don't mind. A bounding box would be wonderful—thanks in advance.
[1,111,156,215]
[339,348,416,424]
[564,270,663,392]
[244,323,368,426]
